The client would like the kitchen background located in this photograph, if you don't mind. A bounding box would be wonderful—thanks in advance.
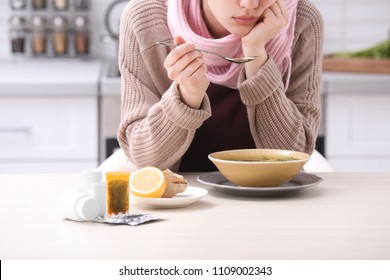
[0,0,389,173]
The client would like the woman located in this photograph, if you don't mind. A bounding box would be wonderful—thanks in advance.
[117,0,323,172]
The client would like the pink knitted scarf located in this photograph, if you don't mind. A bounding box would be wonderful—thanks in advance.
[167,0,298,89]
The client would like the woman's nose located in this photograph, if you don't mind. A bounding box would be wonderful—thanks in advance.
[239,0,260,9]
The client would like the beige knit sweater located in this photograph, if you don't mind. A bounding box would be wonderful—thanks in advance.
[117,0,323,171]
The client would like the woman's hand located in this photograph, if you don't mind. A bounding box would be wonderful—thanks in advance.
[242,0,289,78]
[164,36,210,109]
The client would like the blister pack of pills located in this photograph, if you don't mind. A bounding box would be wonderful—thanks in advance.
[93,213,159,226]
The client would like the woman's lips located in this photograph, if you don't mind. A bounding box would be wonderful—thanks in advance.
[233,16,258,26]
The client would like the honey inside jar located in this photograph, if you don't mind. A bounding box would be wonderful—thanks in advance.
[105,172,130,216]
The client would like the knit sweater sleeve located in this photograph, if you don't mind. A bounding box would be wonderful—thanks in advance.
[117,0,211,170]
[237,0,323,154]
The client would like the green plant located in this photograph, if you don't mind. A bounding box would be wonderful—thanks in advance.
[333,38,390,59]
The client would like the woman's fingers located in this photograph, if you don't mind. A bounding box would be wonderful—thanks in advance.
[265,0,289,29]
[177,56,206,83]
[175,62,206,90]
[164,42,195,68]
[165,49,203,81]
[268,2,282,18]
[162,36,209,108]
[276,0,289,17]
[274,0,289,25]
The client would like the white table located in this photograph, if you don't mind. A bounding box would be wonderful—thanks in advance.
[0,172,389,259]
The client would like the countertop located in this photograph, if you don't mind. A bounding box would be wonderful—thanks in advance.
[0,172,389,260]
[99,70,390,97]
[1,59,389,97]
[323,72,390,94]
[0,59,102,96]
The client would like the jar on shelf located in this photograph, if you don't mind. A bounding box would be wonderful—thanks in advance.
[9,16,26,54]
[52,16,68,55]
[74,16,89,55]
[53,0,68,10]
[31,16,47,55]
[74,0,90,10]
[32,0,47,9]
[9,0,26,10]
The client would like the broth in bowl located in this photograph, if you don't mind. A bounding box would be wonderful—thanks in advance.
[229,156,298,162]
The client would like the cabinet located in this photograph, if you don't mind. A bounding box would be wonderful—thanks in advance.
[0,60,101,173]
[325,73,390,171]
[0,96,98,172]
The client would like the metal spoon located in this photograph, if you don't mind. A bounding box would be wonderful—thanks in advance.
[156,41,257,64]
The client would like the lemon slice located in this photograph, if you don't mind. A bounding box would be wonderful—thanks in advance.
[130,167,166,198]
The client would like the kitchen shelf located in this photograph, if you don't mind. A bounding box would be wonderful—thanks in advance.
[323,56,390,74]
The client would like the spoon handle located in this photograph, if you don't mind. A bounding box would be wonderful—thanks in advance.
[156,41,225,59]
[156,41,258,64]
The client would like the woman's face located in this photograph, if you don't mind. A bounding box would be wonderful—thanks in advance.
[202,0,275,38]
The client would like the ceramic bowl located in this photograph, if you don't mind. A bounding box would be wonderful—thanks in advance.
[208,149,311,187]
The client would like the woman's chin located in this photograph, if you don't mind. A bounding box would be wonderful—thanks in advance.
[227,27,253,37]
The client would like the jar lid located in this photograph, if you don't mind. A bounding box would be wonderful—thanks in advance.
[32,16,46,28]
[52,16,67,29]
[9,16,25,27]
[74,16,88,28]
